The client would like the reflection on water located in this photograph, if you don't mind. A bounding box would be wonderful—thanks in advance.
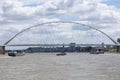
[0,53,120,80]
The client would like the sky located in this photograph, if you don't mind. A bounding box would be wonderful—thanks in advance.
[0,0,120,45]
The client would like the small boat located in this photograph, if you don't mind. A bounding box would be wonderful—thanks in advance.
[56,52,67,56]
[8,51,25,57]
[90,47,104,54]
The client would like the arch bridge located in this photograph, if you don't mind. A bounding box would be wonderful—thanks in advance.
[0,21,120,54]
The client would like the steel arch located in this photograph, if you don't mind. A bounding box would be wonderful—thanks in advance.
[4,21,117,45]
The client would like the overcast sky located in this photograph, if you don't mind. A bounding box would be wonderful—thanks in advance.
[0,0,120,45]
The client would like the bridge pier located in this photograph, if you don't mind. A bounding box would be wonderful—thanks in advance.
[0,46,5,55]
[116,45,120,53]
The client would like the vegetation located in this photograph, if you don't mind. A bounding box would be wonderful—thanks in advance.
[107,49,117,53]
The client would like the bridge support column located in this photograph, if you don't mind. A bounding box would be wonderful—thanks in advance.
[116,46,120,53]
[0,46,5,55]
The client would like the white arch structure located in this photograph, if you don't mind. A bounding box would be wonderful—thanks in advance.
[4,21,118,45]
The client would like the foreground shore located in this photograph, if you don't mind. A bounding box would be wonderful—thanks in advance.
[0,53,120,80]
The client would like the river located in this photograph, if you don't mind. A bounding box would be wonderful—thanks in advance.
[0,53,120,80]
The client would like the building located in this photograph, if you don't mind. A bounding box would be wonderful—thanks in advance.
[25,43,93,53]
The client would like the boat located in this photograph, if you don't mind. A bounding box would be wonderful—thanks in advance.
[90,47,104,54]
[56,52,67,56]
[8,50,25,57]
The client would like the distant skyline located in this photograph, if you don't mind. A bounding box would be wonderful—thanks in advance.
[0,0,120,45]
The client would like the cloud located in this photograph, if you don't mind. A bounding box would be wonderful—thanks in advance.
[75,0,120,24]
[1,0,120,23]
[1,0,35,22]
[0,0,120,45]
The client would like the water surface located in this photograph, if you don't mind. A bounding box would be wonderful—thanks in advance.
[0,53,120,80]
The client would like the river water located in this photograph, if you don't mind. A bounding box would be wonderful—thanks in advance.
[0,53,120,80]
